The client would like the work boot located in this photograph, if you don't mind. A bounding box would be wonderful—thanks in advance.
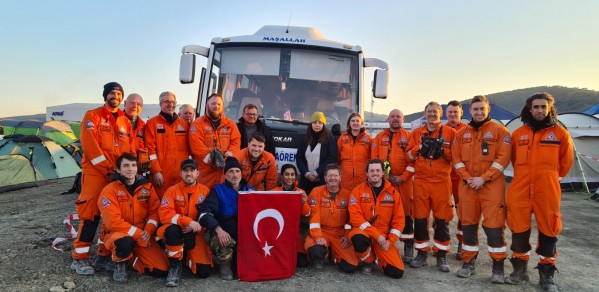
[409,251,428,268]
[219,261,233,280]
[456,260,476,278]
[93,255,115,272]
[456,244,463,260]
[435,251,450,272]
[112,261,127,283]
[537,263,558,292]
[361,262,373,275]
[505,258,528,285]
[491,259,505,283]
[70,259,94,275]
[402,240,414,263]
[166,258,182,287]
[313,258,324,270]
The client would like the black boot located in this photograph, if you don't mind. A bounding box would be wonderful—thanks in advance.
[505,258,528,285]
[409,251,428,268]
[166,258,182,287]
[435,251,450,273]
[491,260,505,283]
[456,260,476,278]
[402,240,414,263]
[456,244,463,260]
[112,261,127,283]
[537,263,558,292]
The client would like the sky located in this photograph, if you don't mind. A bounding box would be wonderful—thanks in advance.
[1,0,598,118]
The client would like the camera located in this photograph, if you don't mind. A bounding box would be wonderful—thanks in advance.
[420,137,445,160]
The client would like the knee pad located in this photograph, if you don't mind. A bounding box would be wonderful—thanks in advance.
[482,226,505,247]
[383,264,404,279]
[338,259,358,274]
[114,236,135,259]
[164,225,184,246]
[80,216,101,242]
[536,232,558,258]
[350,234,371,253]
[414,218,428,240]
[183,232,197,250]
[308,245,327,260]
[433,218,450,242]
[144,267,168,277]
[461,224,479,246]
[194,263,212,278]
[510,229,532,253]
[403,216,414,234]
[297,253,309,268]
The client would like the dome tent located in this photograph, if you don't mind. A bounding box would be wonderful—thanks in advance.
[0,119,77,145]
[0,155,47,193]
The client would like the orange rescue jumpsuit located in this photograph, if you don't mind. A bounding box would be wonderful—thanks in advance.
[189,115,241,188]
[234,148,278,191]
[305,185,358,267]
[271,183,311,259]
[144,114,191,197]
[371,128,414,241]
[73,106,134,260]
[348,180,405,274]
[448,122,466,245]
[337,129,372,192]
[129,118,150,174]
[98,178,169,275]
[452,121,511,263]
[157,181,213,276]
[507,124,573,266]
[406,124,456,253]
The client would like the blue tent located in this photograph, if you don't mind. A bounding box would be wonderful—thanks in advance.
[584,103,599,115]
[442,103,517,121]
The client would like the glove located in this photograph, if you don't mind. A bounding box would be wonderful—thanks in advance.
[210,148,225,169]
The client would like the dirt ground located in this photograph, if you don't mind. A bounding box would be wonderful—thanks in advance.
[1,178,598,292]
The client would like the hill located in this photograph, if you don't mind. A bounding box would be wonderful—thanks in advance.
[404,86,599,122]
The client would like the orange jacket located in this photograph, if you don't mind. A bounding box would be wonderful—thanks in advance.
[131,117,146,153]
[189,115,241,188]
[447,123,466,181]
[307,185,351,238]
[406,124,456,183]
[234,148,278,191]
[80,106,134,177]
[145,114,191,176]
[271,182,311,216]
[337,129,372,192]
[371,128,414,182]
[452,121,511,181]
[98,178,160,241]
[158,181,211,227]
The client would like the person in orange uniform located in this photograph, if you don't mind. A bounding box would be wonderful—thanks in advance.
[234,132,278,190]
[445,100,466,260]
[349,159,406,278]
[144,91,191,197]
[452,96,512,283]
[158,159,212,287]
[123,93,149,175]
[304,163,358,273]
[270,164,310,267]
[189,93,241,188]
[178,104,196,125]
[505,93,574,292]
[71,82,134,275]
[406,101,456,272]
[371,109,415,263]
[337,113,372,192]
[98,153,169,283]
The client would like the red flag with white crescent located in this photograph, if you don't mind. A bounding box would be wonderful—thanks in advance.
[237,191,301,282]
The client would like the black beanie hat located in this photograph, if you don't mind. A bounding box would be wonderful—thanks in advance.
[223,157,242,174]
[103,82,124,101]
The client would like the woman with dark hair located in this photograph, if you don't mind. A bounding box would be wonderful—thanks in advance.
[270,164,310,267]
[337,113,372,192]
[296,112,338,195]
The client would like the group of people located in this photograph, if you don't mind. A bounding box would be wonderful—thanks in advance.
[71,82,572,292]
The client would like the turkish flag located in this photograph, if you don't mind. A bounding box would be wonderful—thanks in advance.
[237,191,302,282]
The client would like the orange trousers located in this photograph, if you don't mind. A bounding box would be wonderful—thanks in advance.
[413,179,453,252]
[104,232,169,275]
[451,178,463,244]
[305,232,358,266]
[72,173,110,259]
[348,228,404,271]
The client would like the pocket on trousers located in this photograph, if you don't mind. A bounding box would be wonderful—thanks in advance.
[551,212,563,235]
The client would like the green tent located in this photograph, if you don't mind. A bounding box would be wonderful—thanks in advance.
[0,135,81,179]
[0,155,47,192]
[0,120,77,145]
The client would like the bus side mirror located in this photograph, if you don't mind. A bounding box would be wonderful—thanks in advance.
[180,54,196,84]
[372,69,388,99]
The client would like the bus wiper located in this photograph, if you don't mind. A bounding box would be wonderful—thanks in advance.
[265,118,310,125]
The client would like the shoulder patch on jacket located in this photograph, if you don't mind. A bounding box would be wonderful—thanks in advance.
[349,195,357,205]
[161,197,169,206]
[101,196,111,208]
[309,197,317,206]
[502,135,511,144]
[85,120,94,130]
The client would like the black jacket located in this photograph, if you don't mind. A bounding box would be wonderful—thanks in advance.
[236,117,276,155]
[296,134,338,187]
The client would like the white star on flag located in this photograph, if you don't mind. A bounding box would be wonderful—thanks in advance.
[262,241,273,256]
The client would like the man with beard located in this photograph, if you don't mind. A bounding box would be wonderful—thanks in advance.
[505,93,573,292]
[371,109,415,263]
[71,82,134,275]
[236,103,276,155]
[190,93,241,188]
[233,132,278,190]
[348,159,405,278]
[452,96,511,283]
[179,104,195,125]
[145,91,191,197]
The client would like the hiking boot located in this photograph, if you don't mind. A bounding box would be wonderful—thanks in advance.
[537,263,558,292]
[409,251,428,268]
[456,261,476,278]
[435,252,450,272]
[313,258,324,270]
[491,260,505,284]
[112,261,127,283]
[456,244,463,260]
[166,259,182,287]
[402,240,414,263]
[70,259,94,275]
[505,258,528,285]
[93,255,115,272]
[361,262,373,275]
[219,262,233,280]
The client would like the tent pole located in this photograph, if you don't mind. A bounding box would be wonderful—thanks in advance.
[573,145,590,194]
